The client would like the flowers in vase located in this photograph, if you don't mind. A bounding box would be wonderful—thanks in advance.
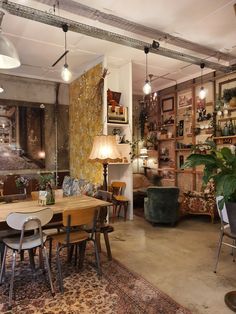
[15,176,29,189]
[38,173,55,191]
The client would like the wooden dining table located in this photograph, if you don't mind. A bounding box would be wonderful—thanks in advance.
[0,195,112,226]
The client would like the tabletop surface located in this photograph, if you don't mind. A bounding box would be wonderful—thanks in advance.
[0,195,111,222]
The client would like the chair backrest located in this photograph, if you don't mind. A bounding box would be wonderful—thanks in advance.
[6,207,53,231]
[111,181,126,196]
[147,186,179,209]
[216,195,229,224]
[95,190,112,223]
[63,207,98,227]
[31,191,39,200]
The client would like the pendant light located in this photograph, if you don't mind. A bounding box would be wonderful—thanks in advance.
[143,47,151,95]
[61,24,72,82]
[0,11,20,69]
[199,62,206,100]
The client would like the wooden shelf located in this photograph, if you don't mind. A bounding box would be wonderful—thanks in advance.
[160,123,174,127]
[158,138,175,141]
[217,117,236,122]
[213,135,236,140]
[175,148,192,151]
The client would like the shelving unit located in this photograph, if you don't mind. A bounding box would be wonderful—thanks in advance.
[103,58,133,219]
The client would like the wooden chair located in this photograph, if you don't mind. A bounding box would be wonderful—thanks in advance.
[31,190,64,264]
[0,208,55,309]
[214,196,236,273]
[93,190,114,260]
[111,181,129,222]
[50,207,101,293]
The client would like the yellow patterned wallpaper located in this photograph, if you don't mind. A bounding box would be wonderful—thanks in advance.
[69,63,103,184]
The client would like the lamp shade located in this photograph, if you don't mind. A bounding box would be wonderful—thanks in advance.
[89,135,122,163]
[0,34,21,69]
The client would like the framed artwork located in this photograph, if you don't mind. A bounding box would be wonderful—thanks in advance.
[107,105,128,124]
[162,97,174,112]
[178,89,193,108]
[219,77,236,98]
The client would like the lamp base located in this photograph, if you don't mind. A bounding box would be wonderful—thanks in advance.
[102,163,108,191]
[225,291,236,312]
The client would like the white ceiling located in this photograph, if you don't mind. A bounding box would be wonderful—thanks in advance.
[0,0,236,94]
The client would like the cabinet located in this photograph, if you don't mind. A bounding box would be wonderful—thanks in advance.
[103,58,133,219]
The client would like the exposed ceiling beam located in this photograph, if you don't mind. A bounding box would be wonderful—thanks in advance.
[1,0,236,73]
[34,0,234,63]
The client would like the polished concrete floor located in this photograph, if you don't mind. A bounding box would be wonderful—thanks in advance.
[104,215,236,314]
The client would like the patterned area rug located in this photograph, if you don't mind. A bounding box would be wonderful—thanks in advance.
[0,247,191,314]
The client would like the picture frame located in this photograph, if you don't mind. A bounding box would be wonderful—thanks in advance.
[162,97,174,112]
[219,77,236,98]
[178,89,193,108]
[107,105,128,124]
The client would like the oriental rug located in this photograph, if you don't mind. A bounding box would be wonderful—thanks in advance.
[0,248,191,314]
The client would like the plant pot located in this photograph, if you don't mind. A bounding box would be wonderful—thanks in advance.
[226,202,236,233]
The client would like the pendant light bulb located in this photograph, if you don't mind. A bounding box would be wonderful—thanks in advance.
[143,80,152,95]
[143,46,152,95]
[199,86,206,100]
[199,63,206,100]
[0,85,4,93]
[61,64,72,82]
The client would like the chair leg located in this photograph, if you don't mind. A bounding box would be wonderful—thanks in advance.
[103,232,112,260]
[42,245,55,296]
[0,245,7,284]
[124,202,128,221]
[93,240,102,276]
[49,237,53,267]
[233,240,236,262]
[28,249,36,271]
[8,250,16,310]
[95,232,101,253]
[214,231,224,273]
[56,244,64,293]
[78,241,86,270]
[74,244,78,266]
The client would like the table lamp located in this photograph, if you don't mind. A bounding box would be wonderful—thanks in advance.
[89,135,122,190]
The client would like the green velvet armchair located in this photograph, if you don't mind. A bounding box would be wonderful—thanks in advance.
[144,187,180,226]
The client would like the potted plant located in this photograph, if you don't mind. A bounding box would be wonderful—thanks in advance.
[183,141,236,229]
[37,173,55,205]
[15,176,29,195]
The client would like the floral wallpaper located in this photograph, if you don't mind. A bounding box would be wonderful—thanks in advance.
[69,63,103,185]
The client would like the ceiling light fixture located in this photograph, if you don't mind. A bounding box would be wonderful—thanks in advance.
[199,62,206,100]
[61,24,72,82]
[0,11,20,69]
[143,47,151,95]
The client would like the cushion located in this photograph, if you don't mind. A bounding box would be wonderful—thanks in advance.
[133,174,151,189]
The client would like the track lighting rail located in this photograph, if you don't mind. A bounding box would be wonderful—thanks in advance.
[0,0,236,73]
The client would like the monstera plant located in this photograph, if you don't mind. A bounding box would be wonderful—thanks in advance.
[183,141,236,211]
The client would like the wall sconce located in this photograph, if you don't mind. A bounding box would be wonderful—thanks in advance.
[143,47,152,95]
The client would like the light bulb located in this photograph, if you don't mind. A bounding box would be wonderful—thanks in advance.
[0,86,4,93]
[199,87,206,100]
[217,110,222,116]
[38,151,45,159]
[61,64,72,82]
[223,109,228,116]
[143,80,152,95]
